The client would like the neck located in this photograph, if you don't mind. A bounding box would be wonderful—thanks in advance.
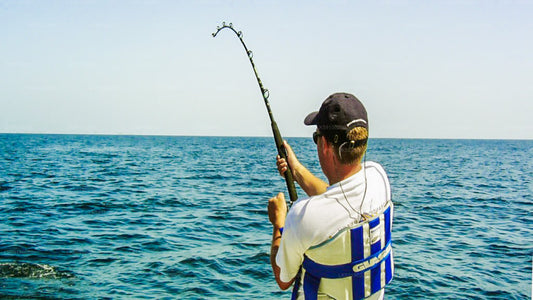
[319,136,364,186]
[327,162,362,185]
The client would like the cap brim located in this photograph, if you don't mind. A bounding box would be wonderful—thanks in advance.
[304,111,319,126]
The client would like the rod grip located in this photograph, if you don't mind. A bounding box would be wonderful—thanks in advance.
[271,121,298,203]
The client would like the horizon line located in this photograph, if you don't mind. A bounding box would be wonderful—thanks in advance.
[1,132,531,141]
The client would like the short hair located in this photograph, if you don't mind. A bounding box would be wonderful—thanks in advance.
[323,127,368,164]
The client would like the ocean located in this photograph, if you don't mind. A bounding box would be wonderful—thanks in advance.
[0,134,531,299]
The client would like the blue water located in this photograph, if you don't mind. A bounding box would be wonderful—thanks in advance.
[0,134,531,299]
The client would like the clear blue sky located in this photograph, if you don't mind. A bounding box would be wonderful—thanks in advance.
[1,1,531,139]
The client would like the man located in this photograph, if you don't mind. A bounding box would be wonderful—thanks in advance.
[268,93,393,299]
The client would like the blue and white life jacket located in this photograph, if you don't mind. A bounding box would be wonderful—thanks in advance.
[292,201,394,300]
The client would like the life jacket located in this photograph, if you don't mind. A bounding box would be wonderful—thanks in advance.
[291,201,394,300]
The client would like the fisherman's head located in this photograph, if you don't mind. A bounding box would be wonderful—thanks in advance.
[304,92,369,165]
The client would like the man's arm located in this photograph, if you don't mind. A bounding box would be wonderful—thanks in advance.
[268,193,294,290]
[277,141,328,196]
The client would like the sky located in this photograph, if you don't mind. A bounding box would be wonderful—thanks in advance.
[1,0,532,139]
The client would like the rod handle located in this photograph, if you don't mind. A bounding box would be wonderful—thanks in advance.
[271,121,298,203]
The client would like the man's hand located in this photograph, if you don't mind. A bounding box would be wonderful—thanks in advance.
[268,192,293,290]
[276,141,300,178]
[276,140,329,197]
[268,192,287,229]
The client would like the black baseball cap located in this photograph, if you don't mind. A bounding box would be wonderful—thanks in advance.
[304,92,368,132]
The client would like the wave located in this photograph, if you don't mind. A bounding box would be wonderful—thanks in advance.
[0,262,75,279]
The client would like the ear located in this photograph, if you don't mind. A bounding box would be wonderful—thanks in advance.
[318,136,327,152]
[325,137,344,168]
[320,136,335,159]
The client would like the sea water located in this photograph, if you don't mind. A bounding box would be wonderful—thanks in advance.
[0,134,531,299]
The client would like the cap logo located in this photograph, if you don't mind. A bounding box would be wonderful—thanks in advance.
[347,119,367,127]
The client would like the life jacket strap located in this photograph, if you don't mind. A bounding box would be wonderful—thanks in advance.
[302,241,392,279]
[300,243,393,300]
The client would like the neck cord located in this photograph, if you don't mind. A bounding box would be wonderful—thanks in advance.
[337,153,369,222]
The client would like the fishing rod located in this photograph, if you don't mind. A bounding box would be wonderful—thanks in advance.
[212,22,298,203]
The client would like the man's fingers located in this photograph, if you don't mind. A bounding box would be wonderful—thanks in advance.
[278,163,287,176]
[276,155,288,177]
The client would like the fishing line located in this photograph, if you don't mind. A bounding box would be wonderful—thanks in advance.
[212,22,298,203]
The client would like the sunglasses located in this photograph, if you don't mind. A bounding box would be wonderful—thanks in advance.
[313,131,322,144]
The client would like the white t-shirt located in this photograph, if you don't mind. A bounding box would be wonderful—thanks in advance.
[276,161,391,298]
